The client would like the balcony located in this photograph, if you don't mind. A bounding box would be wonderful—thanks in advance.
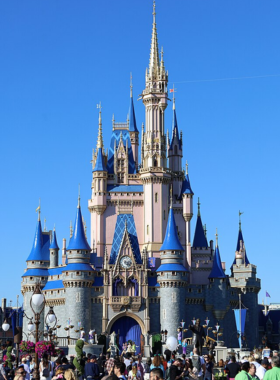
[109,296,142,312]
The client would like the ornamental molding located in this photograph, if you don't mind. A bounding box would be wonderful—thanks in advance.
[45,298,65,306]
[185,298,204,305]
[63,280,93,288]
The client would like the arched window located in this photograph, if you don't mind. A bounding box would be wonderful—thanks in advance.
[174,146,178,155]
[154,159,157,167]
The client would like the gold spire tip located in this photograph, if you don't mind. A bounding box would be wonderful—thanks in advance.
[44,218,47,232]
[186,160,188,174]
[36,198,41,221]
[239,210,244,230]
[78,184,81,208]
[215,228,218,247]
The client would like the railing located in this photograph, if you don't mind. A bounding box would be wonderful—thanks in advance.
[56,337,78,347]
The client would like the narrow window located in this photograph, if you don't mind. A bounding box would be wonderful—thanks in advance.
[147,225,149,235]
[155,193,158,203]
[164,210,166,220]
[162,309,166,319]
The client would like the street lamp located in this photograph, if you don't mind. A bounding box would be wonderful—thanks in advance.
[2,319,10,332]
[45,307,57,342]
[24,282,45,380]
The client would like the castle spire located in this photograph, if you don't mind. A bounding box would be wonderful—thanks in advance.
[149,0,160,78]
[208,236,226,279]
[128,74,138,132]
[67,196,91,251]
[96,102,104,151]
[192,198,208,248]
[50,226,59,250]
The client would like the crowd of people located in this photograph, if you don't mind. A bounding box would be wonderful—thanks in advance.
[0,343,280,380]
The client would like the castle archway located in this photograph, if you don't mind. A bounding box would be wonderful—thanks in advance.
[106,312,146,355]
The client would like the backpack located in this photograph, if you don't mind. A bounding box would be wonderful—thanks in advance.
[42,363,50,378]
[192,355,201,372]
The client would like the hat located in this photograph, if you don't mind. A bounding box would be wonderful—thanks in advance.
[261,358,269,365]
[91,355,97,360]
[273,350,278,354]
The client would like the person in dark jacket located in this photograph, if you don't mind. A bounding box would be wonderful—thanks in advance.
[84,355,100,379]
[169,359,184,380]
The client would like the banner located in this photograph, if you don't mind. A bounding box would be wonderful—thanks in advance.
[234,309,247,347]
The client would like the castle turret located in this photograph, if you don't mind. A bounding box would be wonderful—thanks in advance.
[129,76,139,168]
[182,162,194,268]
[49,227,59,268]
[157,193,188,337]
[229,219,261,349]
[168,97,183,173]
[89,106,108,256]
[63,196,94,338]
[21,206,49,339]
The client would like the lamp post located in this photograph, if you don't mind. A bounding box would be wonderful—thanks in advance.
[45,306,57,342]
[215,322,220,344]
[24,283,45,380]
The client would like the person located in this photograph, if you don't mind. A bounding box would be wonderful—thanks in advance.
[39,354,52,380]
[218,359,225,368]
[150,356,164,377]
[124,354,131,369]
[64,369,75,380]
[61,358,73,371]
[191,348,205,380]
[150,368,164,380]
[128,363,141,380]
[114,361,126,380]
[164,349,171,363]
[189,320,206,356]
[235,362,250,380]
[169,358,184,380]
[160,356,167,372]
[137,357,144,380]
[182,340,188,356]
[248,364,259,379]
[225,356,241,380]
[263,356,280,379]
[0,362,8,380]
[84,355,100,379]
[21,359,30,380]
[143,358,151,376]
[104,357,115,376]
[256,358,268,380]
[203,355,213,380]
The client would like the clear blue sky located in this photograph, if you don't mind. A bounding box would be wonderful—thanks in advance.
[0,0,279,307]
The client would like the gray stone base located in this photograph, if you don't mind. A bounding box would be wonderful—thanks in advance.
[68,344,104,357]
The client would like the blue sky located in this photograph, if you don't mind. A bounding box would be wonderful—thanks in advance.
[0,0,279,307]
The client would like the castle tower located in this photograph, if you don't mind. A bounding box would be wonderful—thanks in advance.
[21,207,49,338]
[157,194,188,337]
[49,227,59,268]
[168,97,183,174]
[63,196,94,337]
[89,106,108,256]
[140,2,171,253]
[141,1,168,169]
[229,221,261,349]
[129,77,139,168]
[182,162,194,269]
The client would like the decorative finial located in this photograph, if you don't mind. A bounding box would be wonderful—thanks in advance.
[172,84,176,110]
[215,228,218,247]
[96,102,103,150]
[78,184,81,208]
[70,221,73,238]
[197,197,201,217]
[170,184,173,209]
[186,160,188,175]
[36,199,41,221]
[53,224,56,231]
[44,218,47,232]
[239,210,244,231]
[153,0,156,23]
[204,224,207,238]
[130,73,133,98]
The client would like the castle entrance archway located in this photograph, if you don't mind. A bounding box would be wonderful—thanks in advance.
[108,312,145,355]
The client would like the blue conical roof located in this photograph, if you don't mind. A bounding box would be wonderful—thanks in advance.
[129,96,138,132]
[67,205,91,251]
[161,207,184,251]
[231,228,250,268]
[27,220,46,261]
[193,215,208,248]
[93,148,107,172]
[208,245,226,279]
[170,109,182,150]
[181,174,194,196]
[50,229,59,250]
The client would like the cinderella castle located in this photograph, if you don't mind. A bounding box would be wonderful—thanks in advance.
[21,2,261,352]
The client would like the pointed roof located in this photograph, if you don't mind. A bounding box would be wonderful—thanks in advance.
[67,199,91,251]
[50,229,59,250]
[109,214,142,264]
[192,200,208,248]
[181,173,194,196]
[231,227,250,267]
[149,1,160,78]
[170,107,182,150]
[93,147,107,172]
[128,96,138,132]
[161,207,184,251]
[26,220,44,261]
[208,244,226,279]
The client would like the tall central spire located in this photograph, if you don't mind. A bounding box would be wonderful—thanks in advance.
[149,0,160,78]
[96,102,104,151]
